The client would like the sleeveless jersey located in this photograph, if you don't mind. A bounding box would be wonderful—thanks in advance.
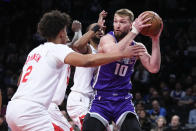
[71,45,97,97]
[92,31,137,91]
[51,64,71,105]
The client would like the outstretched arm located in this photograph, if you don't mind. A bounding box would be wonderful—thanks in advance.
[65,44,146,67]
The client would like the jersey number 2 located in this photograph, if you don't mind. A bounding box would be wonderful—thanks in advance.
[114,63,128,76]
[22,66,33,83]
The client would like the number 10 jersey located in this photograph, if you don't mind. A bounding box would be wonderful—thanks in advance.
[92,31,137,91]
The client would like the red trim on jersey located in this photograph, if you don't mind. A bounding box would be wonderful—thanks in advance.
[79,115,86,131]
[52,123,64,131]
[70,127,74,131]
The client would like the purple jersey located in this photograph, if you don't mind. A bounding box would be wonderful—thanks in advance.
[92,31,137,91]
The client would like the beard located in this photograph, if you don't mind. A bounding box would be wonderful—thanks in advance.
[114,30,129,42]
[92,36,100,45]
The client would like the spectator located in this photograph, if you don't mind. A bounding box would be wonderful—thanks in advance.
[165,115,183,131]
[188,101,196,124]
[151,116,167,131]
[170,82,185,104]
[139,109,153,131]
[178,87,194,107]
[148,100,167,123]
[133,92,145,105]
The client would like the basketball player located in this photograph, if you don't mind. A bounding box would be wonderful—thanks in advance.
[5,10,146,131]
[47,20,83,131]
[67,10,107,130]
[82,8,163,131]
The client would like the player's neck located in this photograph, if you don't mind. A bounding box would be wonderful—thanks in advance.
[48,38,61,44]
[90,40,98,50]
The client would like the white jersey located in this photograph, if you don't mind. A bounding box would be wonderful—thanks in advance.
[70,45,97,96]
[12,42,74,108]
[51,64,71,105]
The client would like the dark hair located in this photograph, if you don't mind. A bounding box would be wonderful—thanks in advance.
[37,10,71,40]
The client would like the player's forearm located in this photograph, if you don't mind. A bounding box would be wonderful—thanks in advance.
[83,52,123,67]
[73,30,95,52]
[65,52,123,67]
[140,42,161,73]
[72,30,82,44]
[117,31,137,51]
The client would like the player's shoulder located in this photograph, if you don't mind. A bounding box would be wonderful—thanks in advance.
[100,33,115,43]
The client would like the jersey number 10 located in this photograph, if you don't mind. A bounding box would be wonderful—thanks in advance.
[114,63,128,77]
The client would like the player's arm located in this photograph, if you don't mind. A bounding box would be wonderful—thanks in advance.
[67,20,82,48]
[72,29,96,54]
[64,45,143,67]
[17,71,23,86]
[73,11,107,54]
[138,23,163,73]
[98,34,147,60]
[98,33,137,53]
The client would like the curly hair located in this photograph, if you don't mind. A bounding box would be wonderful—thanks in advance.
[37,10,71,40]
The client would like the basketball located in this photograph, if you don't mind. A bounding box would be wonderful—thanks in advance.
[140,11,162,36]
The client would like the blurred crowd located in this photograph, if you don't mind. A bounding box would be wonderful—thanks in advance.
[0,0,196,130]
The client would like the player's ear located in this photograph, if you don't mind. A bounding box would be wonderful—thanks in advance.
[59,29,65,39]
[129,22,133,30]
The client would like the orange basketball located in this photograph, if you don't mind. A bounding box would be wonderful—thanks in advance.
[140,11,162,36]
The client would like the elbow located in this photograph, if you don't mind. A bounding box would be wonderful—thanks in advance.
[148,66,160,74]
[72,43,80,50]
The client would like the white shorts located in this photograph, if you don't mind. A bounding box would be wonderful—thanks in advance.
[48,102,72,131]
[67,91,92,129]
[6,99,54,131]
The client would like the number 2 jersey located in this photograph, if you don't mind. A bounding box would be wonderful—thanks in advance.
[92,31,137,91]
[11,42,74,108]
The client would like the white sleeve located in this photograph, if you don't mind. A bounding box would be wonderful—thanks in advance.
[67,30,82,46]
[52,44,74,64]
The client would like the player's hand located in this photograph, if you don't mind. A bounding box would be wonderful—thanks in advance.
[150,21,163,40]
[72,20,82,32]
[132,13,151,33]
[122,44,147,58]
[97,10,107,30]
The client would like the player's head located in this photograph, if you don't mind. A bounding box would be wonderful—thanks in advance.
[113,9,134,40]
[37,10,71,44]
[87,23,105,45]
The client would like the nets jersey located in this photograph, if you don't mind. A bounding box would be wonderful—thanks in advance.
[92,31,137,91]
[12,42,74,108]
[71,45,97,96]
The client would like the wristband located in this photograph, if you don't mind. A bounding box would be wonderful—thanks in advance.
[131,22,139,35]
[91,25,100,32]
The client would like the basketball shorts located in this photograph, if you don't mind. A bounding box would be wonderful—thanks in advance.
[48,102,72,131]
[67,91,93,129]
[6,99,54,131]
[89,90,137,129]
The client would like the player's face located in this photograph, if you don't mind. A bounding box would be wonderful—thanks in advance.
[113,14,132,39]
[61,27,70,44]
[95,28,105,39]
